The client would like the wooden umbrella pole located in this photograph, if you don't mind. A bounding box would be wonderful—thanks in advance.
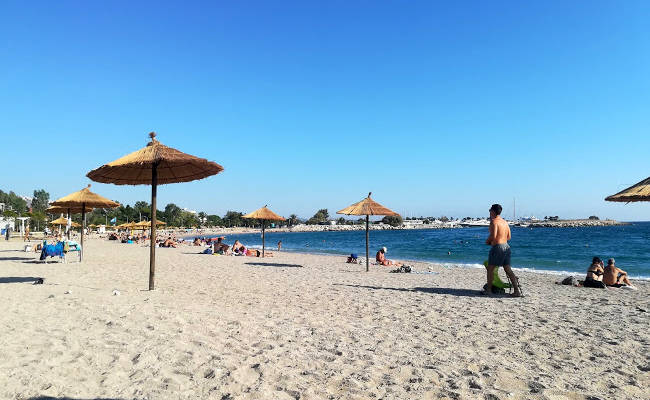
[67,208,71,240]
[365,215,369,272]
[149,162,158,290]
[262,219,266,258]
[81,203,85,261]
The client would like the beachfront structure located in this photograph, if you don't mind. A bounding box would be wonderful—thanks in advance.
[403,219,425,227]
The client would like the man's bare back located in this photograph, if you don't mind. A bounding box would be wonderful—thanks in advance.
[486,216,511,245]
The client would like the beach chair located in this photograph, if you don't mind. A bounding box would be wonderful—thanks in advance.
[40,240,65,264]
[63,240,82,263]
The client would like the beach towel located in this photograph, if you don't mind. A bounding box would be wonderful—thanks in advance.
[40,242,64,260]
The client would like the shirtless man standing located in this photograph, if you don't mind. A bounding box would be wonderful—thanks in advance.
[485,204,521,296]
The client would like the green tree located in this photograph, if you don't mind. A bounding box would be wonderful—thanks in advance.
[163,203,182,226]
[382,215,403,227]
[223,211,243,227]
[32,189,50,213]
[287,214,299,226]
[306,209,329,225]
[206,214,223,227]
[197,211,207,226]
[134,201,151,221]
[337,217,346,225]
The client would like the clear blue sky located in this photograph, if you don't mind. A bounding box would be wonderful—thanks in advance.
[1,1,649,220]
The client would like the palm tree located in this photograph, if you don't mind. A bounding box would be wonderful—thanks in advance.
[288,214,298,227]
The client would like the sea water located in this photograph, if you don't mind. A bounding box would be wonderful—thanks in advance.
[188,222,650,279]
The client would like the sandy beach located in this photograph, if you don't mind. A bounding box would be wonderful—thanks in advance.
[1,238,648,400]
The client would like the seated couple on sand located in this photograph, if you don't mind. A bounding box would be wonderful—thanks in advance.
[376,247,403,267]
[159,237,178,248]
[586,257,635,289]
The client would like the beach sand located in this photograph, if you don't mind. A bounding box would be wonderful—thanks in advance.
[0,239,648,400]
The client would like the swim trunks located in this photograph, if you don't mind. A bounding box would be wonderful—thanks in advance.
[488,243,511,266]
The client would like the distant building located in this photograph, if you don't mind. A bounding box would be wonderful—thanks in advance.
[0,203,4,212]
[403,219,425,227]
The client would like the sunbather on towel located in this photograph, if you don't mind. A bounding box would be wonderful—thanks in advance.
[376,247,403,267]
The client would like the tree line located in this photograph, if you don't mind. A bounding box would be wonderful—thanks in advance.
[1,188,405,229]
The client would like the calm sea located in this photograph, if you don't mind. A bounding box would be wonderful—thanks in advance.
[186,222,650,279]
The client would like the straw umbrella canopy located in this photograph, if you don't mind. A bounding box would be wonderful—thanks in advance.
[50,216,69,225]
[134,220,166,229]
[87,132,224,290]
[243,206,285,257]
[605,177,650,203]
[337,192,399,272]
[47,205,94,214]
[50,184,119,260]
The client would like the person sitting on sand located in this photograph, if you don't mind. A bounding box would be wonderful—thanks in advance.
[376,247,402,267]
[584,257,606,288]
[603,258,634,288]
[162,237,178,248]
[193,237,201,246]
[234,245,246,256]
[212,237,230,254]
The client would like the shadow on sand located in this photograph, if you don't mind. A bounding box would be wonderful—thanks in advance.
[0,276,42,284]
[333,283,484,298]
[29,397,130,400]
[0,256,34,261]
[245,262,303,268]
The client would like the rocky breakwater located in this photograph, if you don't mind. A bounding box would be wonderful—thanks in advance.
[528,219,626,228]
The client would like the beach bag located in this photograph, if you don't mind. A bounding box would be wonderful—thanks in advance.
[202,248,213,254]
[561,276,579,287]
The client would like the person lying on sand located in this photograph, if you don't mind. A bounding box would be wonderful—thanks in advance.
[603,258,635,289]
[376,247,403,267]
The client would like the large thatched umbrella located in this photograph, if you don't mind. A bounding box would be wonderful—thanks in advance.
[50,184,119,260]
[87,132,224,290]
[605,177,650,203]
[337,192,399,272]
[243,206,285,257]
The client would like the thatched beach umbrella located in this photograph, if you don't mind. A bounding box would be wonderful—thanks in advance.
[605,176,650,203]
[50,184,119,261]
[243,206,285,257]
[46,205,94,239]
[134,220,166,229]
[49,217,80,231]
[87,132,224,290]
[337,192,399,272]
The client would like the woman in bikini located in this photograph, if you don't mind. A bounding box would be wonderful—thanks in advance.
[584,257,606,288]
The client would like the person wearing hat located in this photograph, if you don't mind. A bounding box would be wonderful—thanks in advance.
[376,247,402,267]
[603,258,634,288]
[485,203,522,297]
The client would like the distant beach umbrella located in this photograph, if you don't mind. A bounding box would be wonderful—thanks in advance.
[243,206,285,257]
[49,217,80,229]
[337,192,399,272]
[134,220,166,229]
[50,184,120,260]
[605,176,650,203]
[87,132,224,290]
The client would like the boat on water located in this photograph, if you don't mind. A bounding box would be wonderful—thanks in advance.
[459,219,490,227]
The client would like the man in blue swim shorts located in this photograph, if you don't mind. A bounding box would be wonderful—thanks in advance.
[485,204,522,297]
